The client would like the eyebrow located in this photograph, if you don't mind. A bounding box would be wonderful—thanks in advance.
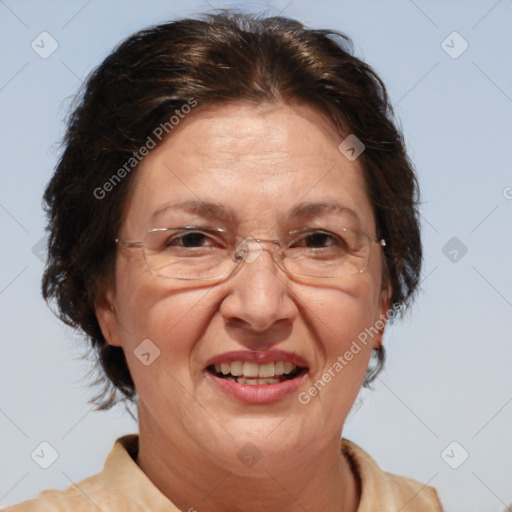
[286,201,362,223]
[149,200,235,224]
[149,199,362,226]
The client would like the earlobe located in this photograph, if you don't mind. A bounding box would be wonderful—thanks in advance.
[372,285,392,349]
[95,289,122,347]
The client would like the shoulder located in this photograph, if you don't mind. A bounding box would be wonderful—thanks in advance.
[341,438,443,512]
[381,470,442,511]
[2,487,115,512]
[2,435,174,512]
[1,469,133,512]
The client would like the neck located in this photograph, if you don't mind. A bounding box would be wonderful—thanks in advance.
[136,409,360,512]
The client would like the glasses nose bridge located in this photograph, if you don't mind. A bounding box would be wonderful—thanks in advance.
[235,236,285,267]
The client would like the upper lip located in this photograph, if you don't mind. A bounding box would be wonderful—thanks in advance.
[205,349,309,369]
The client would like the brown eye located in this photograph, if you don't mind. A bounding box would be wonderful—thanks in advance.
[171,232,211,248]
[302,232,337,247]
[291,231,347,250]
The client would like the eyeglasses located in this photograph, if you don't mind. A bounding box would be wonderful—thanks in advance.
[115,226,385,282]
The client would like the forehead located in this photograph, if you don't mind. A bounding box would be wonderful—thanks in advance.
[122,102,376,235]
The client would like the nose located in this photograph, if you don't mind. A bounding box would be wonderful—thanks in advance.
[219,239,298,337]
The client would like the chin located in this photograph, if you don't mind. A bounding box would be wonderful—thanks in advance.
[199,416,318,473]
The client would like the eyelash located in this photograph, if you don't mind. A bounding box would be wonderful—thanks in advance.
[291,231,342,248]
[161,228,346,250]
[165,231,222,248]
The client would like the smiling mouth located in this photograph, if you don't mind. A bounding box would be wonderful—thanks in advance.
[207,361,308,385]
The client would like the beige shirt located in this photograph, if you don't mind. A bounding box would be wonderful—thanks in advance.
[3,435,442,511]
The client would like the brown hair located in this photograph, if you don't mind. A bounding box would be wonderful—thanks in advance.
[43,11,422,409]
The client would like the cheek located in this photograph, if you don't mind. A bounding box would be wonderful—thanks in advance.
[306,276,381,375]
[297,280,380,425]
[311,273,380,334]
[114,259,212,376]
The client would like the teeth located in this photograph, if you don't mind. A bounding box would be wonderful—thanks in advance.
[274,361,285,376]
[213,360,299,379]
[239,377,281,385]
[284,362,295,374]
[242,361,259,378]
[230,361,243,376]
[258,362,274,378]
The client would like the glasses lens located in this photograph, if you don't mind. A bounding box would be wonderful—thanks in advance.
[140,226,373,280]
[142,228,235,280]
[282,227,371,278]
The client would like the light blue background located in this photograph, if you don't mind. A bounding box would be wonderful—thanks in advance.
[1,1,511,510]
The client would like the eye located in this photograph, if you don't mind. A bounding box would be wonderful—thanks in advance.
[146,227,228,253]
[290,230,347,250]
[302,232,338,248]
[167,231,214,248]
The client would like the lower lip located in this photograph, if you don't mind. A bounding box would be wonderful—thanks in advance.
[206,371,308,404]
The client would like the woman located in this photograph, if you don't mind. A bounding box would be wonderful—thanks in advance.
[6,12,442,511]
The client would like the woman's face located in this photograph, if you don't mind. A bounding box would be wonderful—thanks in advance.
[97,101,390,473]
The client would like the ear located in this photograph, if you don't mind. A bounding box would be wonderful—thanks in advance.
[95,286,122,347]
[371,284,392,350]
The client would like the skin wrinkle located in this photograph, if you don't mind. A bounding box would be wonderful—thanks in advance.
[95,101,390,512]
[145,199,363,236]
